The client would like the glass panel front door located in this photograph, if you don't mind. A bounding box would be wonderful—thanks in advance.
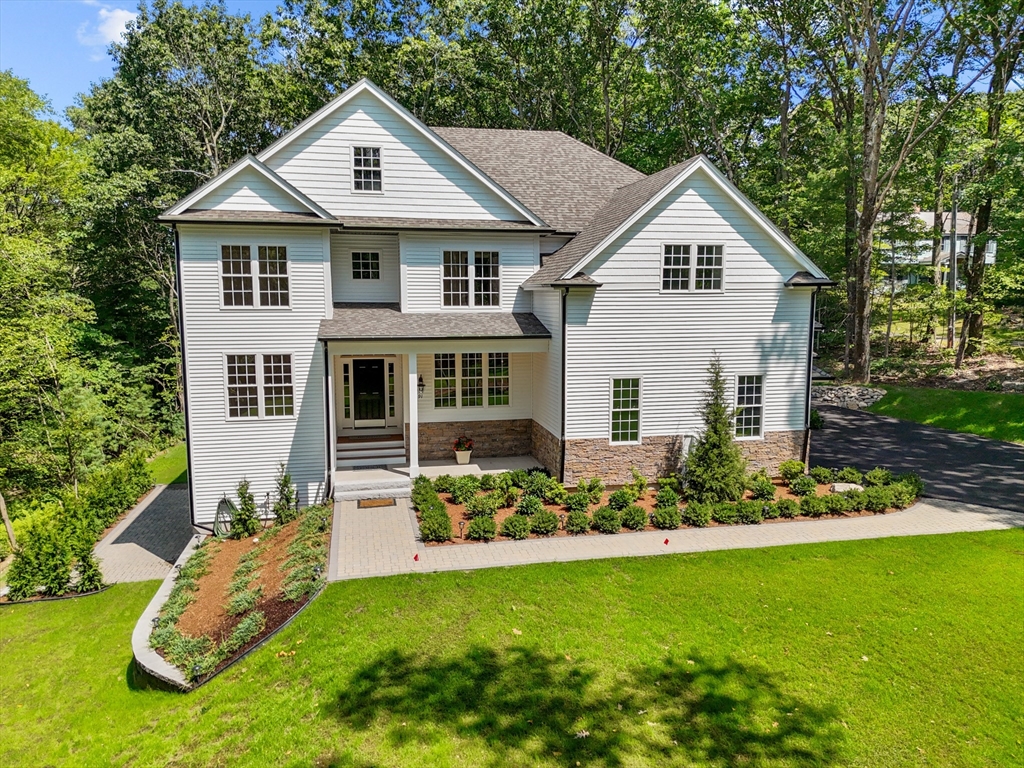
[353,358,386,427]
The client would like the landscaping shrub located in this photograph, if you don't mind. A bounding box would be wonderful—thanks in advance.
[864,467,893,487]
[843,489,866,511]
[516,495,544,516]
[78,450,152,532]
[565,510,590,535]
[530,509,559,536]
[654,486,680,508]
[411,475,436,508]
[654,505,683,529]
[658,475,682,494]
[762,501,780,519]
[72,539,104,594]
[466,515,497,541]
[227,587,261,616]
[433,474,456,493]
[5,513,72,599]
[809,466,835,484]
[775,498,799,518]
[578,478,605,505]
[809,409,825,429]
[620,505,647,531]
[500,514,531,540]
[272,463,298,525]
[735,500,763,525]
[711,502,739,525]
[522,471,552,498]
[607,489,633,511]
[231,480,261,538]
[862,486,894,513]
[565,491,591,513]
[779,460,806,483]
[890,482,917,509]
[479,473,496,491]
[591,506,621,534]
[221,610,266,655]
[418,509,452,542]
[509,469,530,488]
[681,502,711,527]
[493,474,521,508]
[543,481,569,506]
[465,492,501,518]
[788,475,818,497]
[450,475,482,505]
[685,357,746,504]
[895,472,925,497]
[836,467,863,484]
[749,476,776,501]
[626,467,648,501]
[800,494,827,517]
[825,493,851,515]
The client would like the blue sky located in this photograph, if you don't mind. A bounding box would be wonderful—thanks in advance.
[0,0,281,117]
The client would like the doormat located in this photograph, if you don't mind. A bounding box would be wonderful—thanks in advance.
[358,498,396,508]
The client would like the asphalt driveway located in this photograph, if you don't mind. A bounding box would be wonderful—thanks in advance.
[811,405,1024,512]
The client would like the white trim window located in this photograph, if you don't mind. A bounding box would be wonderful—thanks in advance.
[488,352,510,406]
[662,244,690,291]
[434,353,457,408]
[352,146,382,192]
[352,251,380,280]
[610,378,641,444]
[433,352,511,409]
[442,250,469,306]
[226,353,295,419]
[461,353,484,407]
[221,244,289,308]
[735,375,763,438]
[442,250,501,308]
[695,245,724,290]
[473,251,500,306]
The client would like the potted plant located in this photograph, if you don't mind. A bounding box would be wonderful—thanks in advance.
[453,436,474,465]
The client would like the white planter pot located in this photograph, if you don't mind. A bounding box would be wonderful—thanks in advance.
[455,450,472,465]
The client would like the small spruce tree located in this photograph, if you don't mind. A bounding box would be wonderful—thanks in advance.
[231,479,261,538]
[272,463,298,525]
[685,356,747,504]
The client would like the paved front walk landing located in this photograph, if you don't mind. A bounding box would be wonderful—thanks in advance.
[328,497,1023,581]
[95,484,194,583]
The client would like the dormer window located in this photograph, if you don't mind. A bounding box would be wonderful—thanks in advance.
[352,146,382,192]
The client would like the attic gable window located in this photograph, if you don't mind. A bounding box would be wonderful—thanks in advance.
[352,146,382,192]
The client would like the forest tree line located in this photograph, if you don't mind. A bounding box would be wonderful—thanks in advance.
[1,0,1022,509]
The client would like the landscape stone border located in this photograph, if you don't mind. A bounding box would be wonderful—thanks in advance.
[811,385,887,410]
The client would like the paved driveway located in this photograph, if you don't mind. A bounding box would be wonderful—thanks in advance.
[96,484,194,582]
[811,405,1024,512]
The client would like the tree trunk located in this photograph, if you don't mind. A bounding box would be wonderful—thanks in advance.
[0,491,15,554]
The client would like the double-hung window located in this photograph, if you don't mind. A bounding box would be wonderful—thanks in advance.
[461,353,483,407]
[443,250,500,307]
[226,353,294,419]
[661,243,723,292]
[434,353,457,408]
[695,245,724,290]
[735,375,763,437]
[488,353,510,405]
[433,352,510,409]
[352,146,382,191]
[221,245,289,307]
[610,378,640,444]
[662,245,690,291]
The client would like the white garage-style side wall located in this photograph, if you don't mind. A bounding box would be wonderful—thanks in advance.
[401,231,538,312]
[177,224,331,526]
[261,89,525,222]
[562,167,813,484]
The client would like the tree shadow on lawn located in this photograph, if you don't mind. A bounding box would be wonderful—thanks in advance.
[322,646,845,766]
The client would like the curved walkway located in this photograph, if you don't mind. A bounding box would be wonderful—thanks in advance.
[812,405,1024,512]
[328,497,1023,581]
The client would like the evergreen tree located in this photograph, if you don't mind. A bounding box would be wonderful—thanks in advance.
[231,479,261,539]
[685,356,746,504]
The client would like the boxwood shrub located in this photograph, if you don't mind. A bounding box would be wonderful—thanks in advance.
[530,509,559,536]
[500,514,531,540]
[620,505,647,531]
[516,495,544,516]
[862,486,894,513]
[749,476,776,501]
[466,515,497,541]
[465,492,501,518]
[788,475,818,497]
[735,500,763,525]
[418,509,452,542]
[711,502,739,525]
[809,466,835,484]
[775,498,799,518]
[653,505,683,529]
[800,494,827,517]
[433,474,456,493]
[591,506,621,534]
[680,502,711,528]
[509,469,530,488]
[864,467,893,487]
[836,466,863,484]
[825,493,851,515]
[895,472,925,497]
[779,460,806,483]
[565,510,590,535]
[608,489,633,511]
[761,501,780,519]
[654,486,680,508]
[479,473,496,491]
[842,489,865,511]
[450,475,482,505]
[890,481,917,509]
[565,491,591,513]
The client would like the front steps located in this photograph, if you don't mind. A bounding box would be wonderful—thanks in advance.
[334,434,411,501]
[333,468,412,501]
[335,435,406,469]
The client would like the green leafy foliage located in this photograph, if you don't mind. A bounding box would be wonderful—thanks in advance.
[776,499,799,518]
[450,475,482,505]
[735,500,763,525]
[479,474,496,491]
[607,489,633,511]
[862,486,895,513]
[231,480,261,539]
[465,492,501,518]
[620,505,647,531]
[272,463,298,525]
[681,502,711,528]
[433,474,456,493]
[800,495,828,518]
[500,514,531,540]
[653,505,683,529]
[837,467,864,484]
[685,358,746,504]
[565,492,591,513]
[779,461,806,483]
[591,506,621,534]
[864,467,893,487]
[748,476,777,501]
[654,486,679,508]
[522,471,553,498]
[890,482,917,509]
[626,467,648,500]
[530,509,559,536]
[466,515,497,541]
[508,469,529,488]
[516,495,544,516]
[825,493,851,515]
[543,481,569,505]
[762,501,780,520]
[565,510,590,535]
[809,409,825,429]
[810,466,835,485]
[843,489,866,512]
[789,475,818,497]
[578,478,605,506]
[711,503,739,525]
[895,472,925,498]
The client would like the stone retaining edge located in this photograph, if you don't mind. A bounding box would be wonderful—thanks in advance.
[131,532,207,691]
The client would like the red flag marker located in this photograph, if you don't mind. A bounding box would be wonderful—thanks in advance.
[664,539,669,545]
[413,553,419,561]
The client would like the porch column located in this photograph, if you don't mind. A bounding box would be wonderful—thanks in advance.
[407,353,419,477]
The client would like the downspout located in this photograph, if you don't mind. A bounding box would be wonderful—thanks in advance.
[802,287,820,466]
[173,225,201,532]
[559,286,569,484]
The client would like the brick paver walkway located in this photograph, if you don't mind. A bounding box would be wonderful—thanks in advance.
[328,497,1023,581]
[95,484,194,583]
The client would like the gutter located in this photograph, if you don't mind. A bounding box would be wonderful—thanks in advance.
[172,225,198,530]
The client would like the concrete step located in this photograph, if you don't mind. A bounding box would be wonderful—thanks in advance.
[335,455,407,469]
[333,470,411,501]
[336,438,405,452]
[336,446,407,460]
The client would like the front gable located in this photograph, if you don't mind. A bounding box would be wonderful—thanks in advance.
[258,83,540,223]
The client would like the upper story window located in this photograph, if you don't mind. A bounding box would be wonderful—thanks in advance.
[443,249,500,308]
[352,146,382,192]
[226,353,294,419]
[352,251,380,280]
[735,375,763,438]
[221,244,289,308]
[661,243,723,292]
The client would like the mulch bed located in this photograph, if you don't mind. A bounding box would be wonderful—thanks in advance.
[425,480,892,546]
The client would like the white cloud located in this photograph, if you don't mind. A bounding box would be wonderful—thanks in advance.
[77,3,136,56]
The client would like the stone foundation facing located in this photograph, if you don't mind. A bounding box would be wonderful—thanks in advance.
[530,421,562,478]
[408,419,534,462]
[738,430,806,475]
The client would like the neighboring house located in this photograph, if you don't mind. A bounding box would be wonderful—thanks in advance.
[160,79,833,528]
[910,211,997,269]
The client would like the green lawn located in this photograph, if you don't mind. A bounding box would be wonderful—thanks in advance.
[866,386,1024,444]
[147,442,187,485]
[2,531,1022,767]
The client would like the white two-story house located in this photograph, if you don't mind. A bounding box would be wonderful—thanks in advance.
[160,79,833,528]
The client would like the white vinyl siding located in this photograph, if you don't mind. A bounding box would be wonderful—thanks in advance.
[178,224,329,525]
[530,288,562,438]
[264,89,522,220]
[192,165,312,213]
[416,352,533,423]
[564,167,811,441]
[402,231,537,312]
[330,233,400,303]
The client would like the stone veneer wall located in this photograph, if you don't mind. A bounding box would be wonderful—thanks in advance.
[739,430,806,474]
[407,419,533,461]
[563,435,684,486]
[530,421,562,478]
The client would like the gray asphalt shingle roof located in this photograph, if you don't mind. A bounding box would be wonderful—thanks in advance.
[432,127,645,232]
[319,304,552,340]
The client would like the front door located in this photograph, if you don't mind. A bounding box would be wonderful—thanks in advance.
[353,358,386,427]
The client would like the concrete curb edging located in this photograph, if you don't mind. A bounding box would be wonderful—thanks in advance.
[131,532,207,691]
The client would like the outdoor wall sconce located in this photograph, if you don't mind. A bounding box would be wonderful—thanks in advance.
[417,375,425,398]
